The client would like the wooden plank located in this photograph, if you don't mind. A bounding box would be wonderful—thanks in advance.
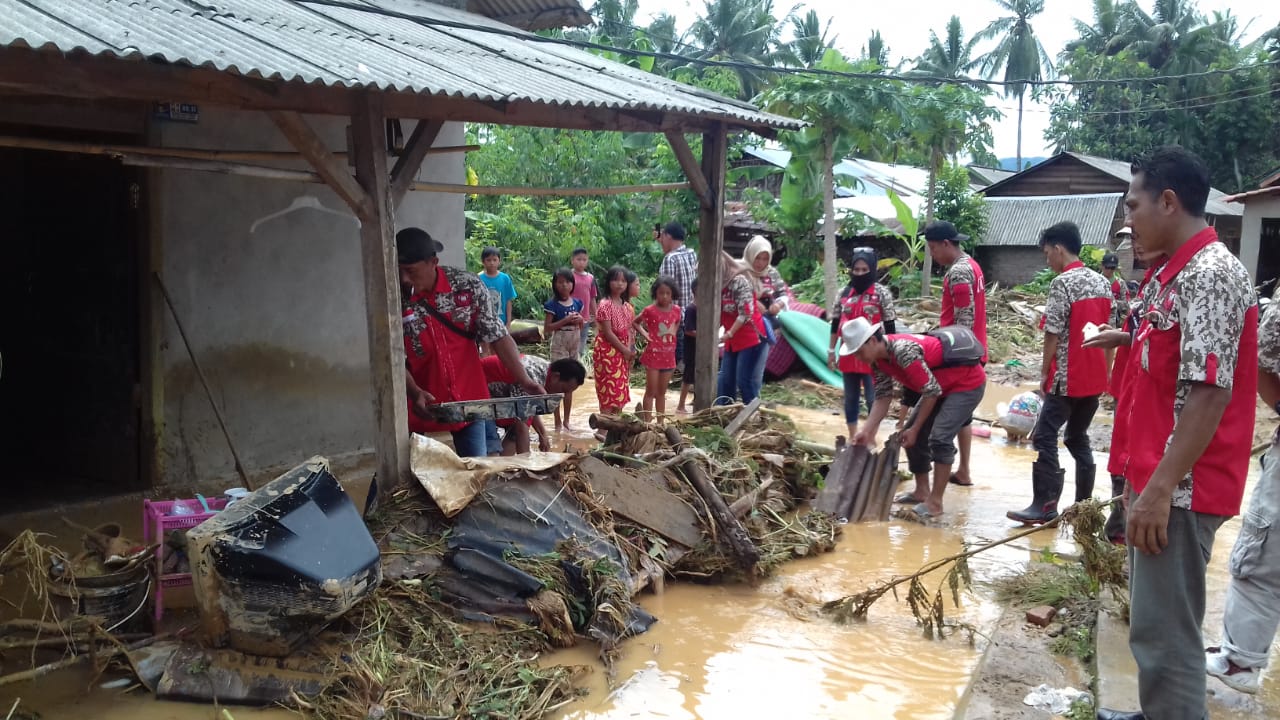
[268,110,374,222]
[389,120,443,209]
[576,456,702,549]
[693,124,727,410]
[350,91,411,496]
[0,134,476,162]
[664,131,712,209]
[812,445,855,517]
[411,181,692,196]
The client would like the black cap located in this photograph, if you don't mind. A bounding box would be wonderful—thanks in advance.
[923,220,968,244]
[396,227,444,264]
[1101,252,1120,269]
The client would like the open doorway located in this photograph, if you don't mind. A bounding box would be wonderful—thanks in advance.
[0,127,144,507]
[1259,219,1280,298]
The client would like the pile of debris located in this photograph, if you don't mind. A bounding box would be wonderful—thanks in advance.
[895,286,1046,373]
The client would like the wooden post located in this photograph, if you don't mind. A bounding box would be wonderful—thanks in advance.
[694,124,727,410]
[350,92,411,496]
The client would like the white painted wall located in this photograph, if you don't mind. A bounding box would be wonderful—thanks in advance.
[1238,195,1280,281]
[154,108,464,489]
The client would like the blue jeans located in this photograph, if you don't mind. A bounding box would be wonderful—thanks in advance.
[842,372,875,423]
[451,421,490,458]
[715,343,766,406]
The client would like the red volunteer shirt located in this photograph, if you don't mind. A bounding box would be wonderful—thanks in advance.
[835,282,897,374]
[871,334,986,399]
[1106,264,1162,477]
[1123,228,1258,516]
[941,253,988,363]
[1043,261,1112,397]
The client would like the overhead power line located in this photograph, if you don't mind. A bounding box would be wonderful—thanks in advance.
[295,0,1280,90]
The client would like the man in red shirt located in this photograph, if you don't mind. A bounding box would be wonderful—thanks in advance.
[1092,147,1259,720]
[925,221,987,488]
[397,228,545,458]
[480,355,585,455]
[1007,222,1112,525]
[846,317,986,518]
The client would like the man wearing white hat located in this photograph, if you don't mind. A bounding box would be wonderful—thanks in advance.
[846,317,986,518]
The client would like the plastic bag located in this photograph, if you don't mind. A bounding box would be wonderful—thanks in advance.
[1022,683,1091,714]
[997,390,1042,439]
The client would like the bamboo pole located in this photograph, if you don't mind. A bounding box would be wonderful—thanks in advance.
[0,634,168,688]
[0,134,477,161]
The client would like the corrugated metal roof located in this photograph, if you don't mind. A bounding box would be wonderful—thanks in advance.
[0,0,798,132]
[466,0,591,30]
[1223,186,1280,204]
[984,193,1123,247]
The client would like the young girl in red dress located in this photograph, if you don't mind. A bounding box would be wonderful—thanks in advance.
[593,266,635,415]
[635,277,681,420]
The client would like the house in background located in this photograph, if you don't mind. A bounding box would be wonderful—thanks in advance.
[978,152,1243,286]
[1229,168,1280,291]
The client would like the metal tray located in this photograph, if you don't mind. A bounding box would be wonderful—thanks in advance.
[425,394,563,423]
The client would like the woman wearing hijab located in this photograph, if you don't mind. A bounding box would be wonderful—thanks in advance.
[716,250,768,405]
[742,235,789,389]
[827,247,897,440]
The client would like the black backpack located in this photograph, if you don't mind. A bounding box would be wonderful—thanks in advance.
[926,325,984,367]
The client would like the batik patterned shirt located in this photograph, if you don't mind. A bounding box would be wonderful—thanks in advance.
[1260,285,1280,376]
[941,252,988,362]
[402,265,508,358]
[1043,262,1112,396]
[483,355,548,399]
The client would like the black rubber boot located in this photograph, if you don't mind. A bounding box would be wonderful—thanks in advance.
[1007,461,1062,525]
[1074,463,1097,503]
[1104,475,1127,543]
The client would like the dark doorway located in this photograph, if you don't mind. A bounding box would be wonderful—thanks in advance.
[0,129,143,506]
[1257,219,1280,297]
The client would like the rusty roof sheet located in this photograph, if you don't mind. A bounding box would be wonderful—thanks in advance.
[983,193,1123,248]
[0,0,799,132]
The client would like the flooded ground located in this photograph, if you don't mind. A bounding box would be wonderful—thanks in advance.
[3,377,1279,718]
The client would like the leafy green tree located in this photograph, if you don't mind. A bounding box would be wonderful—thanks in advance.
[976,0,1054,170]
[1063,0,1129,58]
[778,9,837,68]
[687,0,789,99]
[930,163,990,248]
[913,16,981,79]
[760,49,904,310]
[1120,0,1225,74]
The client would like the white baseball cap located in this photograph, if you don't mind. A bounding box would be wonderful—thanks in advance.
[838,316,883,357]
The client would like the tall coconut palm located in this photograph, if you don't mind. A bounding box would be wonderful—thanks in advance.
[863,29,889,68]
[589,0,640,42]
[976,0,1053,171]
[779,9,836,68]
[1063,0,1129,59]
[1121,0,1224,74]
[688,0,789,98]
[914,16,981,79]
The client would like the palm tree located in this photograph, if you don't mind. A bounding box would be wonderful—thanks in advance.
[1121,0,1225,74]
[976,0,1053,171]
[914,16,981,79]
[1063,0,1129,59]
[688,0,789,98]
[589,0,640,42]
[863,30,889,68]
[779,9,836,68]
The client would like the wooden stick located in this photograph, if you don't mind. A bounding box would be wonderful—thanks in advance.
[0,134,477,162]
[0,634,167,687]
[723,398,761,438]
[588,413,656,435]
[154,273,254,491]
[794,439,836,456]
[664,427,759,571]
[729,476,777,519]
[0,633,149,651]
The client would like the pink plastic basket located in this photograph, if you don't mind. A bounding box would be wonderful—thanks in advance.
[142,497,229,621]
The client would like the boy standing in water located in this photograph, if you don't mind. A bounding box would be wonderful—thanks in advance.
[571,247,596,364]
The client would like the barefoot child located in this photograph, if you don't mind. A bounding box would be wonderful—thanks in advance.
[544,268,584,430]
[636,277,681,420]
[570,247,596,362]
[677,279,697,413]
[593,266,634,415]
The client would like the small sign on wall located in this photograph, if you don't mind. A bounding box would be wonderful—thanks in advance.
[154,102,200,123]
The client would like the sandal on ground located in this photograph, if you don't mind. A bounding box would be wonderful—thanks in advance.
[948,473,973,487]
[893,491,924,504]
[913,502,940,519]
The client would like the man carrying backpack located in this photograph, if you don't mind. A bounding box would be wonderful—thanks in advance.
[1008,222,1113,525]
[846,317,986,519]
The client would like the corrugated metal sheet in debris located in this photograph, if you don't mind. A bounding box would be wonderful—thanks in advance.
[1,0,799,129]
[984,193,1123,247]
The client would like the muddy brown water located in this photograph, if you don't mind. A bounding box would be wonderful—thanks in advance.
[2,379,1278,718]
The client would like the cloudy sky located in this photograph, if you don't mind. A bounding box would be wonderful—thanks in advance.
[636,0,1278,161]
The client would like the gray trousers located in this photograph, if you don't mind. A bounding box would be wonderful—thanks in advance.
[1128,488,1226,720]
[904,385,985,474]
[1219,443,1280,669]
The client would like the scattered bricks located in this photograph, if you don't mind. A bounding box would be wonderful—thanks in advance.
[1026,605,1058,627]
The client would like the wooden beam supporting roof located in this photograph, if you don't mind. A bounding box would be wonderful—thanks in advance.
[350,91,412,496]
[665,131,712,209]
[390,120,444,210]
[693,124,727,411]
[269,110,375,222]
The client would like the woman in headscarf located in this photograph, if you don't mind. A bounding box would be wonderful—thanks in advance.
[827,247,897,440]
[716,250,768,405]
[742,235,788,390]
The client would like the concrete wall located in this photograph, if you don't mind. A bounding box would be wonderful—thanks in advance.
[974,247,1046,287]
[1239,195,1280,282]
[154,108,464,490]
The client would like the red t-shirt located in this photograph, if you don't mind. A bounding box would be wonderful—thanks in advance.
[872,334,986,398]
[1123,228,1258,516]
[941,253,988,363]
[1042,261,1112,397]
[638,304,681,370]
[1107,265,1161,477]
